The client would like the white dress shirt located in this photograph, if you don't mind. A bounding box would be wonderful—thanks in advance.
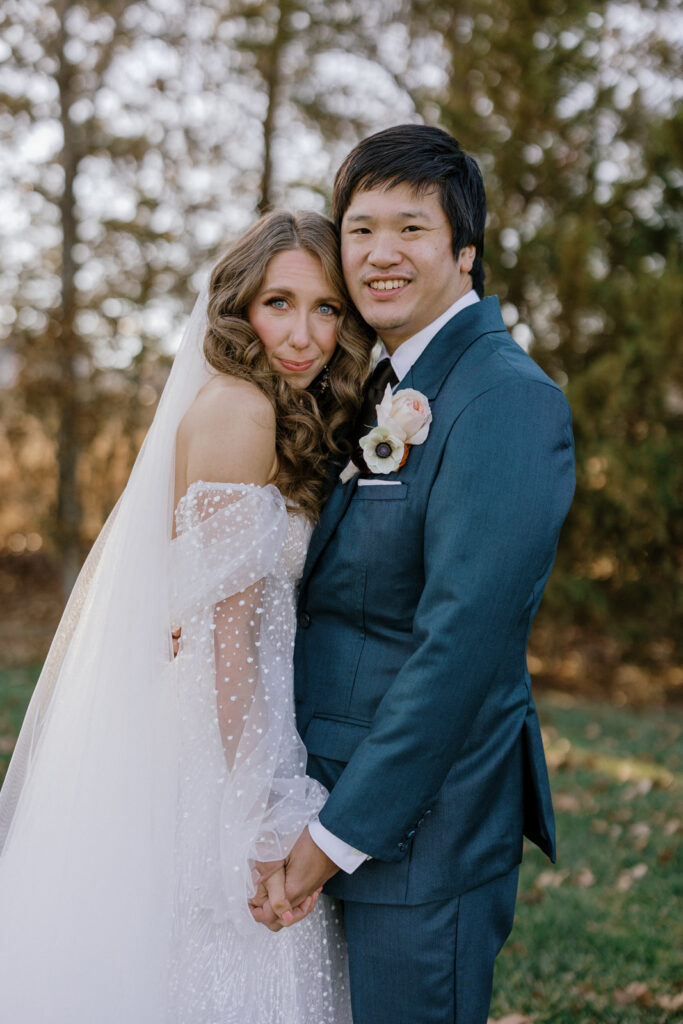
[309,288,481,873]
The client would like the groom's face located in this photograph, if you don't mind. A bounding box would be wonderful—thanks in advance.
[340,181,474,352]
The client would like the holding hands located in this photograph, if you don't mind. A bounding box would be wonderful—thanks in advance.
[249,828,339,932]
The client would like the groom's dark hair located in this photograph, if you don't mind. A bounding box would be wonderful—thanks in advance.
[332,124,486,297]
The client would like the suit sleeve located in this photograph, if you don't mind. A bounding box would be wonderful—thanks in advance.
[318,378,575,861]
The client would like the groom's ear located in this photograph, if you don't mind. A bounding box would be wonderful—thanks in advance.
[457,246,475,273]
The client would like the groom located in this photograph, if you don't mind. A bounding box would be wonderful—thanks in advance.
[257,125,575,1023]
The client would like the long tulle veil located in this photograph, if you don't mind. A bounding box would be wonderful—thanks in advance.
[0,283,213,1022]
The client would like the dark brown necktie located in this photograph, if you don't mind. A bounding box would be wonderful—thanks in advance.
[351,358,399,471]
[355,358,399,441]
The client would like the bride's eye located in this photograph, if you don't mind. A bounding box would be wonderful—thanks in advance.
[266,297,289,309]
[318,303,339,316]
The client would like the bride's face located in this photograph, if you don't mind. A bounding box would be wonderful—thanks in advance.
[247,248,341,389]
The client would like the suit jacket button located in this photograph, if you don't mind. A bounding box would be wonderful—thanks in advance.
[407,829,416,838]
[298,611,311,629]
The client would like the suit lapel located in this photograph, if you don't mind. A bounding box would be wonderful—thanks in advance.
[301,474,359,589]
[300,298,507,589]
[397,296,506,401]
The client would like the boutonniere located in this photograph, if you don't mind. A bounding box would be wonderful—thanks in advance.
[340,385,432,482]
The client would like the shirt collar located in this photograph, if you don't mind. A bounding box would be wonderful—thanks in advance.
[377,290,480,382]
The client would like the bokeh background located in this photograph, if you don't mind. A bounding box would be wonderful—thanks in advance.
[0,1,681,1021]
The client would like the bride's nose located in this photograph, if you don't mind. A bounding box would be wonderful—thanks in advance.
[288,313,311,350]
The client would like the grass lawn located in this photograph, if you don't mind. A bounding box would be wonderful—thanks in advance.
[1,671,681,1021]
[0,666,40,780]
[490,693,683,1023]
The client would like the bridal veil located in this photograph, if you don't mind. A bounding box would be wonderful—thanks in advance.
[0,282,330,1022]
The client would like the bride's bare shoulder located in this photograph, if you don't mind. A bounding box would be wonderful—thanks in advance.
[182,374,275,434]
[178,374,277,487]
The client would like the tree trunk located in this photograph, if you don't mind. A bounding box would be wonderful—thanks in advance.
[257,1,289,214]
[54,0,82,596]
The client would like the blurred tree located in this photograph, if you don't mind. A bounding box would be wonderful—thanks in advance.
[1,0,680,699]
[0,0,214,590]
[208,0,422,211]
[400,0,683,696]
[0,0,418,598]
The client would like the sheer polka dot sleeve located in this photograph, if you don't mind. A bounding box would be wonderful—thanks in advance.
[169,481,327,935]
[169,483,288,621]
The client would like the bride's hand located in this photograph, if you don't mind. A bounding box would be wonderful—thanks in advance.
[249,864,321,931]
[249,891,321,932]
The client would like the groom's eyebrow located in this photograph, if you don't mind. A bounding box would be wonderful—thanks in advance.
[345,209,433,222]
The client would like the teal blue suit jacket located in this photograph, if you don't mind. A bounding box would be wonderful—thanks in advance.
[294,297,575,904]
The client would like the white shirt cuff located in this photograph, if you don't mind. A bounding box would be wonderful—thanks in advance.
[308,816,370,874]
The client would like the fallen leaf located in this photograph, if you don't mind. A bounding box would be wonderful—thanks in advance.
[554,792,581,812]
[535,869,570,890]
[614,981,653,1006]
[623,779,653,800]
[518,887,544,905]
[575,868,596,888]
[615,863,648,891]
[656,991,683,1011]
[488,1015,536,1024]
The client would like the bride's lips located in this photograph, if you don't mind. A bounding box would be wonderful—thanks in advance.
[277,357,317,372]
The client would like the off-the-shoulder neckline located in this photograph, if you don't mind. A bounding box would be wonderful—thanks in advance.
[174,479,285,515]
[179,479,281,498]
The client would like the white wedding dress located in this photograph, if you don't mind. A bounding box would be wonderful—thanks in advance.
[167,479,351,1023]
[0,280,351,1022]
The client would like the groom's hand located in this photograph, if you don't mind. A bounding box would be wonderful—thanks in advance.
[249,857,321,932]
[280,826,339,924]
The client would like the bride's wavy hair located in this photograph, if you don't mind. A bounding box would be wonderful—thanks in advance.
[204,211,375,520]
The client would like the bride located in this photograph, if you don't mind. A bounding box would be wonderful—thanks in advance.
[0,210,374,1022]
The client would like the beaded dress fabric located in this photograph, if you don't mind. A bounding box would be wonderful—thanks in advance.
[168,480,351,1024]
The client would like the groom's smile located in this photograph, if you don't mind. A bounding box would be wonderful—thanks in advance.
[340,181,474,352]
[365,277,411,294]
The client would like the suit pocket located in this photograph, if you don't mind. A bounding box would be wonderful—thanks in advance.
[304,714,371,764]
[353,482,408,500]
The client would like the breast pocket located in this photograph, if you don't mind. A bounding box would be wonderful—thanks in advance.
[353,481,408,500]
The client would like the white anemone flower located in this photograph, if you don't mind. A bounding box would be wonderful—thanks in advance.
[359,425,405,474]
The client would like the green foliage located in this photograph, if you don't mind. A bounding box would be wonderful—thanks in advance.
[403,0,683,690]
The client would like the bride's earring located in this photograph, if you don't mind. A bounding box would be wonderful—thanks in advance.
[319,364,330,393]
